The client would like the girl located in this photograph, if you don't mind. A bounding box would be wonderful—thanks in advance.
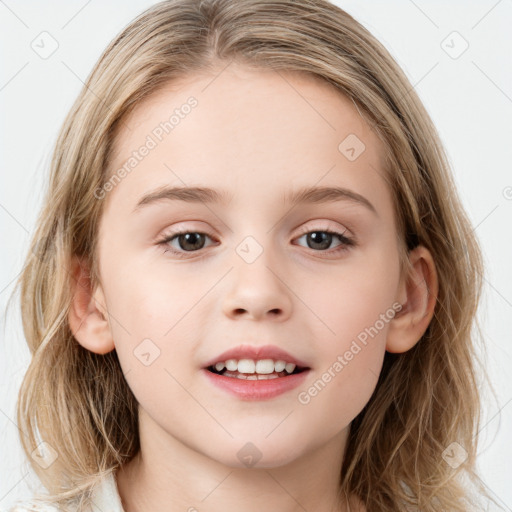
[6,0,503,510]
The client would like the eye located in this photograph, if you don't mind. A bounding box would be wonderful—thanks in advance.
[158,230,217,258]
[157,225,356,259]
[294,226,355,254]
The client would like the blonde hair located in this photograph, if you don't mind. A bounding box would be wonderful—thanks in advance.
[8,0,502,510]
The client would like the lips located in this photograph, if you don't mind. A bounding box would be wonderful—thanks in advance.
[202,344,312,400]
[202,344,311,370]
[203,366,311,400]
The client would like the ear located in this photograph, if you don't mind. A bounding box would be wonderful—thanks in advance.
[68,256,115,355]
[386,245,438,353]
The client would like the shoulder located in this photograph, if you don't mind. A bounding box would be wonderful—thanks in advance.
[3,503,60,512]
[3,471,123,512]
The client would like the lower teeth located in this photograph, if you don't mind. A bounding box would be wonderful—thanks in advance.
[222,370,287,380]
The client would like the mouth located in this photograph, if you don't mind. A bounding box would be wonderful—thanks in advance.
[201,345,312,399]
[206,361,310,380]
[203,361,311,400]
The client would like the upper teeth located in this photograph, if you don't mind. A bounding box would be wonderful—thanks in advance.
[214,359,296,374]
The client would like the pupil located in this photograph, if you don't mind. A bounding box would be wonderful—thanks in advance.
[308,231,331,250]
[179,232,205,251]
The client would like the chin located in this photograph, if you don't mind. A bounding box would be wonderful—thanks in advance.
[207,440,303,470]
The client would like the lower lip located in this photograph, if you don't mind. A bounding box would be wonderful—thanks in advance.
[202,368,311,400]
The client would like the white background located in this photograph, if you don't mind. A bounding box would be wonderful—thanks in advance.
[1,0,511,510]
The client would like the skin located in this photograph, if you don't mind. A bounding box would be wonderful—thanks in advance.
[69,62,438,512]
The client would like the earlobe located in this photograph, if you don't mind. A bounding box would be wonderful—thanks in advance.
[386,245,438,354]
[68,256,115,355]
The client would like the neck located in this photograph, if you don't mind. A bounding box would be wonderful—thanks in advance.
[116,408,355,512]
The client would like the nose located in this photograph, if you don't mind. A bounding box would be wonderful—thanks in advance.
[222,251,293,322]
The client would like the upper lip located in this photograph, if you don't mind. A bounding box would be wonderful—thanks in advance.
[203,344,311,369]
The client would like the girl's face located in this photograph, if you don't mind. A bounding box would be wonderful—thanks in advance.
[93,63,407,468]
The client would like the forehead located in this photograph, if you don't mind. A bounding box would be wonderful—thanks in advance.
[105,63,391,217]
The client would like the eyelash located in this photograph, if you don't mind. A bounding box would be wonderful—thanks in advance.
[157,225,356,260]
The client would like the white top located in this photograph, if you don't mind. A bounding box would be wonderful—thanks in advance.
[5,472,124,512]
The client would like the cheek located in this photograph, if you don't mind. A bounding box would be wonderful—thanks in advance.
[295,305,389,440]
[303,245,400,347]
[295,355,381,445]
[101,259,208,374]
[292,248,399,421]
[101,268,198,416]
[103,261,204,338]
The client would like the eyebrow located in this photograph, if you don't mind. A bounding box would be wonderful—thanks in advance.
[133,184,377,216]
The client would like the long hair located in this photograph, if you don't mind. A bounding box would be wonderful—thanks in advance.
[9,0,502,510]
